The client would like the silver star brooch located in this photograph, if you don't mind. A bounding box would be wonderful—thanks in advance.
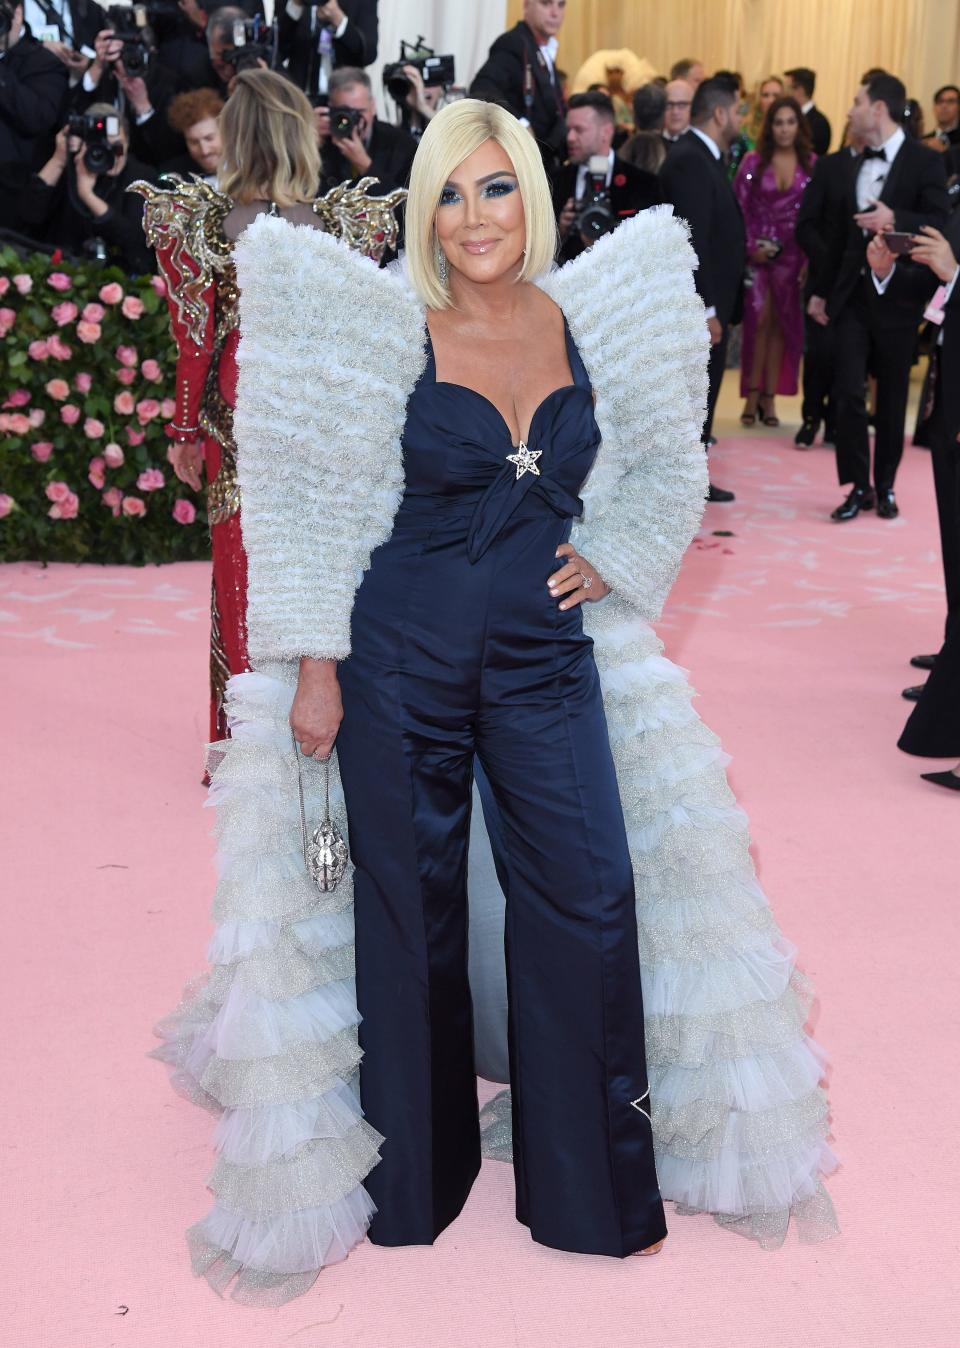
[506,440,542,479]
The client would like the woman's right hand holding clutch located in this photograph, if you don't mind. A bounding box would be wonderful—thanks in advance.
[292,658,343,760]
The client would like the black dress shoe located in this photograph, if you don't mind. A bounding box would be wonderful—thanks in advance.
[902,684,925,701]
[910,654,937,671]
[830,487,876,521]
[794,418,818,448]
[707,483,735,503]
[921,770,960,791]
[876,489,899,519]
[822,424,837,447]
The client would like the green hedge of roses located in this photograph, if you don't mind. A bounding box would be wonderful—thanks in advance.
[0,245,209,565]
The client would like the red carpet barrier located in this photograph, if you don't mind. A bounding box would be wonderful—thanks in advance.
[0,246,209,566]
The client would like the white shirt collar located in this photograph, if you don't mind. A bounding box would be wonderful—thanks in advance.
[540,35,559,65]
[691,126,722,160]
[879,125,906,161]
[575,148,615,194]
[802,100,814,115]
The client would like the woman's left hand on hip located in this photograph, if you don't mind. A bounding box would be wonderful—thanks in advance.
[548,543,611,609]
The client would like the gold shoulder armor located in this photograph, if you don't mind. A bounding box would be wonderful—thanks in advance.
[313,177,406,261]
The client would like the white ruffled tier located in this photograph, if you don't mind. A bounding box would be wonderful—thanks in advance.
[480,599,838,1247]
[148,671,381,1305]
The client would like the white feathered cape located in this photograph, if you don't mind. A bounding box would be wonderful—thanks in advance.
[149,208,837,1305]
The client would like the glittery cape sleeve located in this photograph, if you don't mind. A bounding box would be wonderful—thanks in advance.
[233,214,427,665]
[538,206,710,622]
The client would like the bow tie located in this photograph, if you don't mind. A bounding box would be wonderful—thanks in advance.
[862,147,887,161]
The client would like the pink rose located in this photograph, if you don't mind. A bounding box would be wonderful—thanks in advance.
[0,309,16,338]
[114,391,136,416]
[115,367,136,386]
[60,404,81,426]
[150,275,166,296]
[0,414,10,433]
[4,389,30,407]
[0,493,14,518]
[48,490,79,520]
[13,273,33,295]
[0,277,9,297]
[99,282,124,305]
[84,417,105,440]
[7,413,30,435]
[136,398,161,425]
[172,498,196,525]
[74,372,93,393]
[122,495,147,517]
[31,442,54,462]
[28,408,45,428]
[121,295,144,320]
[102,486,123,507]
[51,301,79,327]
[81,302,105,323]
[160,398,176,419]
[76,320,101,344]
[45,480,70,503]
[46,335,72,360]
[88,456,106,488]
[116,345,138,368]
[137,468,165,492]
[140,359,162,381]
[47,272,72,292]
[103,442,124,468]
[28,339,50,360]
[125,426,145,446]
[45,378,70,401]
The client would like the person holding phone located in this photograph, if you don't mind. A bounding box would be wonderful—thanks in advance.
[818,72,948,521]
[733,95,815,428]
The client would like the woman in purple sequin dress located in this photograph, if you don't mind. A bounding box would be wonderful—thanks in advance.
[734,96,815,426]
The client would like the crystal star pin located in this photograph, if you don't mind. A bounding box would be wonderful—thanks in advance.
[506,440,542,479]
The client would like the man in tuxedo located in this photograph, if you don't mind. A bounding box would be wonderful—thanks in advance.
[794,134,864,446]
[278,0,376,98]
[784,67,831,156]
[553,90,660,264]
[923,84,960,151]
[319,65,415,195]
[21,0,104,77]
[817,72,948,521]
[659,75,746,503]
[469,0,566,177]
[661,78,692,150]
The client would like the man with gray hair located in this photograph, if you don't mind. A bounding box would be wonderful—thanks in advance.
[319,65,416,195]
[206,6,257,92]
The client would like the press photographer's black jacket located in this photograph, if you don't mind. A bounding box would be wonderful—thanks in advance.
[0,28,69,209]
[320,117,416,196]
[279,0,378,95]
[18,154,157,273]
[551,156,661,265]
[470,21,565,170]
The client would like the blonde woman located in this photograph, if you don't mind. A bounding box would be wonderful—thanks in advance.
[745,74,785,148]
[131,69,401,743]
[150,97,836,1304]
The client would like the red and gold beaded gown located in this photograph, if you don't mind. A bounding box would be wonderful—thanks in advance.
[131,177,403,741]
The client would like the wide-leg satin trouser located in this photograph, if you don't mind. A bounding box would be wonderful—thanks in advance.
[336,506,666,1256]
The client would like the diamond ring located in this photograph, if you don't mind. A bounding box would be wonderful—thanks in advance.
[580,572,593,590]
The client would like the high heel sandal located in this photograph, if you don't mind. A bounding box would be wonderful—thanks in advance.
[635,1238,667,1256]
[759,391,780,427]
[740,388,760,426]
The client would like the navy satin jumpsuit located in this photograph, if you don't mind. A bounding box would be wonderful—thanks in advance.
[336,317,667,1256]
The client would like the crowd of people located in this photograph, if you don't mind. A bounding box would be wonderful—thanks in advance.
[1,0,957,783]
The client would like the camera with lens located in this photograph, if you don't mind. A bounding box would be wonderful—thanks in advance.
[329,105,364,140]
[576,155,616,242]
[105,4,166,76]
[67,111,122,175]
[383,36,455,103]
[227,16,276,74]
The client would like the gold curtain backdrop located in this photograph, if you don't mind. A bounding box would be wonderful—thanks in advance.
[506,0,960,146]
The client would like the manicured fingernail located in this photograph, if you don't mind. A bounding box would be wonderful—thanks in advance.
[559,602,567,610]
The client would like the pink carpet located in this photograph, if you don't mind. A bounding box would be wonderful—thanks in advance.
[2,401,957,1347]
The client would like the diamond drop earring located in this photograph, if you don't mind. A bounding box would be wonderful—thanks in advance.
[436,246,448,284]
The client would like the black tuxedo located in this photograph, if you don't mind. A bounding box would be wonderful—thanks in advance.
[817,136,949,490]
[803,105,831,157]
[469,22,565,174]
[795,147,857,430]
[551,155,661,265]
[659,129,745,442]
[279,0,378,97]
[320,116,415,196]
[0,29,69,227]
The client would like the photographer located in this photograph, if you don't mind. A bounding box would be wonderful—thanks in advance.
[18,102,156,270]
[21,0,106,80]
[553,90,660,265]
[278,0,376,98]
[205,4,269,93]
[319,64,414,195]
[74,19,180,164]
[0,1,69,225]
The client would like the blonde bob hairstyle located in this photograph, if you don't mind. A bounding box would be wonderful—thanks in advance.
[219,69,320,207]
[405,98,558,310]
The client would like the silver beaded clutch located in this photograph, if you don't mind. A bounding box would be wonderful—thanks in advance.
[292,730,349,893]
